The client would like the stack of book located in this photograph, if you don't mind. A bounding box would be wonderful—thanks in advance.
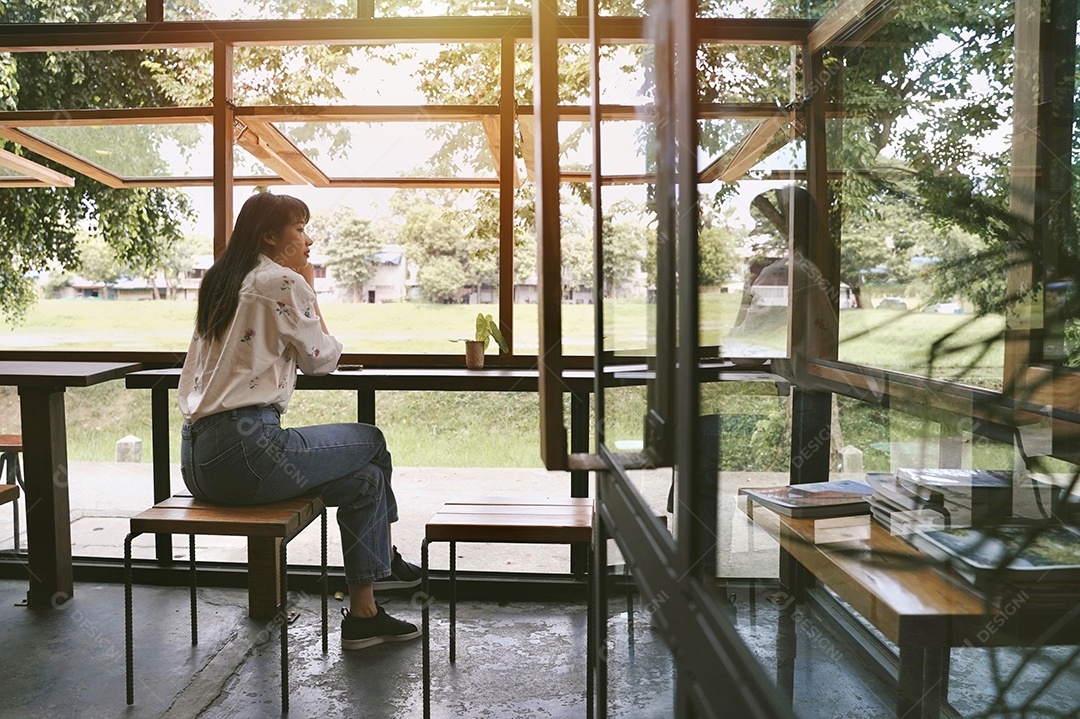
[866,468,1014,532]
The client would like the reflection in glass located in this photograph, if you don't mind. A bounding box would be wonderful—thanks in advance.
[831,2,1017,387]
[276,121,497,178]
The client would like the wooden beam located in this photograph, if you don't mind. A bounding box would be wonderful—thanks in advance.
[518,114,536,182]
[233,105,499,123]
[534,0,568,471]
[0,127,124,187]
[240,120,331,187]
[233,123,309,186]
[808,0,898,53]
[145,0,163,23]
[0,107,210,127]
[0,178,56,188]
[213,41,234,258]
[0,17,809,53]
[0,147,75,187]
[499,36,517,354]
[481,115,520,188]
[698,113,790,183]
[115,174,655,189]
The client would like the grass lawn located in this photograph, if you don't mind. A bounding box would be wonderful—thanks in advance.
[0,298,1009,466]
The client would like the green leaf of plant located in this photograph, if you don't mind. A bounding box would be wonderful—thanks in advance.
[488,321,509,354]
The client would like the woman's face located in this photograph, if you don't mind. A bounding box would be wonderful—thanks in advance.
[263,217,312,269]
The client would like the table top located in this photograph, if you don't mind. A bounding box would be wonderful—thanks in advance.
[749,505,989,641]
[125,363,786,393]
[0,360,142,388]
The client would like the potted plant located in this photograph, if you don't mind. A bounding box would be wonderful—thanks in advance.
[461,313,508,370]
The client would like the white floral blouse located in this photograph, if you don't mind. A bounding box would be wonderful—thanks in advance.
[179,254,343,423]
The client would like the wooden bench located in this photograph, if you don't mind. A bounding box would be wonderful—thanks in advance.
[0,483,18,506]
[124,492,328,713]
[421,497,596,719]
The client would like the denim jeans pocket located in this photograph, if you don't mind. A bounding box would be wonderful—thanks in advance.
[194,441,263,504]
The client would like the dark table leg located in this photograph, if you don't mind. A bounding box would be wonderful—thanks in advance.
[19,386,73,608]
[570,390,589,575]
[151,386,173,563]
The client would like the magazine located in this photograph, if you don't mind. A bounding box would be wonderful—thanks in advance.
[908,524,1080,587]
[739,479,873,519]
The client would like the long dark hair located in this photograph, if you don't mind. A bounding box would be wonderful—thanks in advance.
[196,192,310,343]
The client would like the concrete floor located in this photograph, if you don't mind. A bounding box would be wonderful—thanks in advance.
[2,576,1078,718]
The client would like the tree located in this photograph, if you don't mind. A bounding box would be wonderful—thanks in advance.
[397,201,470,302]
[0,1,193,321]
[311,208,386,302]
[698,224,740,288]
[0,0,360,323]
[77,235,123,288]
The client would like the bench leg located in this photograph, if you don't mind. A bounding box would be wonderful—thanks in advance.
[587,541,596,719]
[449,540,456,664]
[279,539,289,713]
[422,538,431,719]
[189,534,198,645]
[124,531,140,706]
[249,537,282,618]
[321,508,328,655]
[594,516,607,719]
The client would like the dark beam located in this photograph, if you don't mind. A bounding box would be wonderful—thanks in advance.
[0,17,810,53]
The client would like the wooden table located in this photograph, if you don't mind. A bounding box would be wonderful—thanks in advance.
[0,360,141,607]
[748,504,1080,718]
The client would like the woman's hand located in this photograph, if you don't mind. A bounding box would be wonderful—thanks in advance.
[292,261,316,290]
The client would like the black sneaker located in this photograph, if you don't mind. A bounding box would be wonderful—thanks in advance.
[374,546,422,591]
[340,606,421,650]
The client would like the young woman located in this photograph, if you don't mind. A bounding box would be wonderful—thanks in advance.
[178,191,421,650]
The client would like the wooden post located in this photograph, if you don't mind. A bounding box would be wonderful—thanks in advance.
[533,0,567,470]
[213,41,234,258]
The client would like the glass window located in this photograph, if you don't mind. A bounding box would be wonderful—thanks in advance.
[831,3,1015,389]
[0,1,144,22]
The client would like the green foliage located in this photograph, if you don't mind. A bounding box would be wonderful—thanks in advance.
[474,312,508,352]
[310,207,385,301]
[698,223,740,287]
[0,1,195,323]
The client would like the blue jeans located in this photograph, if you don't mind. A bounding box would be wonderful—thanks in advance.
[180,406,396,584]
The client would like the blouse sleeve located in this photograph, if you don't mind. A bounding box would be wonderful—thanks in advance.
[270,273,343,376]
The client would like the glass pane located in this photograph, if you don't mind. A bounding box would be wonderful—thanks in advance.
[166,0,355,20]
[703,381,789,579]
[25,124,211,178]
[696,0,837,20]
[376,0,529,18]
[1051,21,1080,367]
[698,44,801,104]
[276,121,497,177]
[0,1,143,22]
[597,44,654,105]
[831,3,1014,388]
